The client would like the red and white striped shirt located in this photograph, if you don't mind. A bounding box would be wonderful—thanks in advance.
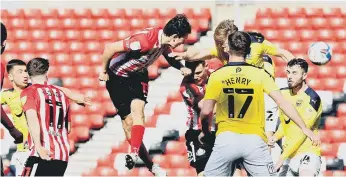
[21,83,71,162]
[109,27,171,77]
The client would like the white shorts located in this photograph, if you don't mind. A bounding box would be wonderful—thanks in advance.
[10,151,30,176]
[289,153,321,176]
[264,94,279,133]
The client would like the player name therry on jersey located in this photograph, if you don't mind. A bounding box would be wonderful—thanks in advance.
[221,77,251,86]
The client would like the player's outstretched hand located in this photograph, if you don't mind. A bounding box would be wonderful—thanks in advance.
[180,67,192,76]
[9,127,23,144]
[168,52,186,61]
[37,146,52,161]
[98,72,109,81]
[302,128,321,146]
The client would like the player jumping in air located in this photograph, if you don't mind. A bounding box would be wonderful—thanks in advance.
[269,59,322,176]
[199,31,319,176]
[98,14,192,175]
[21,58,72,176]
[1,22,23,176]
[1,59,91,176]
[179,60,222,176]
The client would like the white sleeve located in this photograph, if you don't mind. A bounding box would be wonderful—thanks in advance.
[264,93,279,132]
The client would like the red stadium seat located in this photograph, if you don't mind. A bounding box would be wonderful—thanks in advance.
[79,77,98,89]
[323,171,333,176]
[257,18,275,29]
[62,77,79,90]
[2,53,19,63]
[271,8,289,18]
[287,42,305,53]
[186,30,198,44]
[89,114,104,129]
[188,19,199,31]
[73,126,90,142]
[71,53,90,66]
[160,8,177,19]
[97,154,116,168]
[74,9,92,19]
[152,155,170,168]
[321,143,338,157]
[91,9,109,18]
[256,8,272,18]
[55,53,72,66]
[323,78,344,92]
[99,30,116,41]
[305,64,318,78]
[10,18,28,29]
[169,155,190,168]
[288,8,306,18]
[20,53,35,64]
[244,20,257,31]
[8,9,25,19]
[174,168,197,176]
[153,102,172,115]
[262,30,279,41]
[335,29,346,41]
[130,18,146,30]
[306,78,324,90]
[305,8,324,18]
[275,67,286,78]
[95,18,112,30]
[330,130,346,143]
[79,18,95,30]
[108,8,126,19]
[336,66,346,78]
[75,66,93,77]
[58,9,75,18]
[333,171,346,176]
[82,30,98,41]
[48,66,60,78]
[147,18,165,28]
[166,91,183,102]
[324,8,342,17]
[324,117,343,130]
[125,9,143,19]
[30,30,48,41]
[117,168,139,176]
[143,8,160,19]
[62,18,78,29]
[24,9,42,19]
[337,103,346,117]
[318,65,336,78]
[194,8,211,19]
[41,9,59,18]
[72,114,90,128]
[17,41,32,52]
[319,130,331,143]
[279,30,297,41]
[111,141,129,154]
[165,141,187,155]
[198,18,210,32]
[1,9,9,19]
[317,29,335,41]
[86,102,105,115]
[115,30,130,41]
[65,30,81,41]
[14,29,29,40]
[33,41,50,52]
[94,167,118,176]
[28,18,45,29]
[293,18,311,29]
[182,8,195,19]
[68,41,84,53]
[330,54,346,66]
[86,41,102,53]
[138,167,154,176]
[52,41,68,53]
[45,18,62,29]
[148,65,160,80]
[329,17,345,29]
[111,18,131,30]
[273,18,294,30]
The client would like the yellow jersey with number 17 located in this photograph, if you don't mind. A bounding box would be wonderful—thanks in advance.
[276,87,322,159]
[1,88,29,152]
[210,32,279,77]
[204,62,279,142]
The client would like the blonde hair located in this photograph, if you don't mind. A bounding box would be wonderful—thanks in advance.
[214,20,238,61]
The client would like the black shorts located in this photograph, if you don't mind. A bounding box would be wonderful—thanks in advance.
[106,70,149,119]
[185,129,216,174]
[22,156,67,176]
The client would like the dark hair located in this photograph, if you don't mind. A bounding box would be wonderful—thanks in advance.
[7,59,26,73]
[228,31,251,58]
[163,14,191,38]
[1,22,7,54]
[27,57,50,76]
[287,58,308,73]
[185,61,206,71]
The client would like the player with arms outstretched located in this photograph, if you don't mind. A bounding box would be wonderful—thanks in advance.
[199,31,319,176]
[179,60,222,176]
[98,14,192,175]
[269,59,322,176]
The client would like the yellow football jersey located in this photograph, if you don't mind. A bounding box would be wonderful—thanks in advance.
[1,88,29,152]
[204,62,279,142]
[210,32,279,77]
[276,87,322,159]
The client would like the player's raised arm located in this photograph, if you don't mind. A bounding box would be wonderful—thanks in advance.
[170,46,215,61]
[262,40,295,62]
[163,49,192,76]
[55,86,92,106]
[99,41,125,81]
